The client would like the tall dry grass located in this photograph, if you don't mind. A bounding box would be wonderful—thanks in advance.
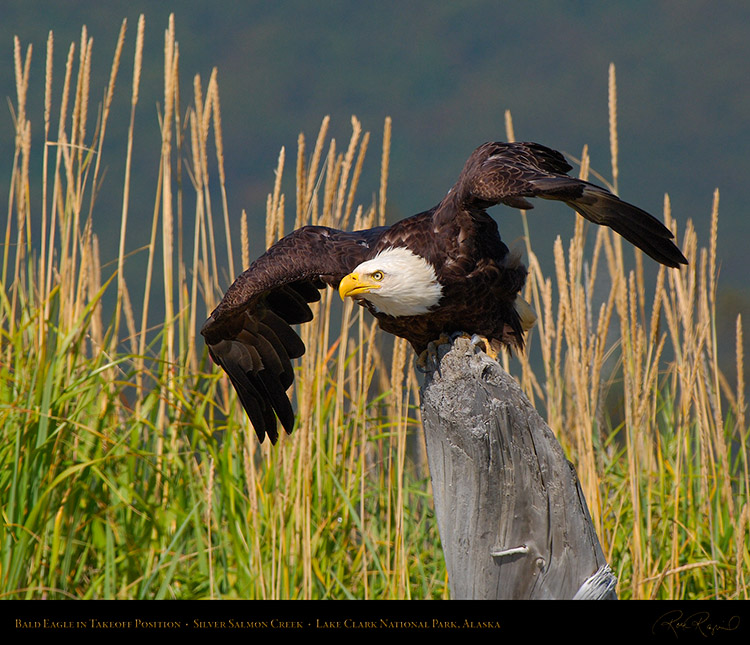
[0,19,746,599]
[0,16,436,600]
[506,64,748,599]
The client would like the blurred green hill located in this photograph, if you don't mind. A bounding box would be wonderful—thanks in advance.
[2,0,748,371]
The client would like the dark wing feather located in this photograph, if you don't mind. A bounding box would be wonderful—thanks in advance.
[202,224,386,443]
[454,141,687,268]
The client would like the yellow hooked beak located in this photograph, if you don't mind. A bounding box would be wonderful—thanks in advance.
[338,272,382,300]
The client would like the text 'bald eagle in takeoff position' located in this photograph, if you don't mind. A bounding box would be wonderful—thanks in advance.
[201,141,687,443]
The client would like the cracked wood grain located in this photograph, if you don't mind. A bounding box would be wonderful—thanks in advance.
[419,336,616,600]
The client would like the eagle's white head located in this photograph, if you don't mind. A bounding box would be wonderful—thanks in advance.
[338,247,443,317]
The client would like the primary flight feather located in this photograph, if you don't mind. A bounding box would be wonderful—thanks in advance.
[201,141,687,443]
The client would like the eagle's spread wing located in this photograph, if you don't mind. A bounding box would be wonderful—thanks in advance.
[201,225,386,443]
[203,140,688,444]
[455,141,688,268]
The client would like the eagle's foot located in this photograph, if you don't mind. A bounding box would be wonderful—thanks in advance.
[471,334,503,361]
[416,333,453,373]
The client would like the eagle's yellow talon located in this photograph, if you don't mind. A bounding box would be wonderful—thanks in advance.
[416,333,453,372]
[471,334,503,361]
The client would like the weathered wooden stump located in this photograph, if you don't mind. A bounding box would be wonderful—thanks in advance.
[419,336,617,600]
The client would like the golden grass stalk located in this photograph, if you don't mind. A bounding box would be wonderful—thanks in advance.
[608,62,619,193]
[113,15,144,350]
[38,30,53,350]
[379,116,391,226]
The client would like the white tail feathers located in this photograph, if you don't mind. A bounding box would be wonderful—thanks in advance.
[514,295,537,332]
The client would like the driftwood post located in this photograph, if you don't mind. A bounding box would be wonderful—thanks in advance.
[419,336,617,600]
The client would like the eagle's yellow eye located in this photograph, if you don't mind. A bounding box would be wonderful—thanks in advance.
[371,270,384,281]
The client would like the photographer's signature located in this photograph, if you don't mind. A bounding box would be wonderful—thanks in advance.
[653,610,741,638]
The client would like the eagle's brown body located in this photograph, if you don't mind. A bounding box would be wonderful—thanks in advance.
[202,141,687,443]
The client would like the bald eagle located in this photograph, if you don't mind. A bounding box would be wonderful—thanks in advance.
[201,141,687,443]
